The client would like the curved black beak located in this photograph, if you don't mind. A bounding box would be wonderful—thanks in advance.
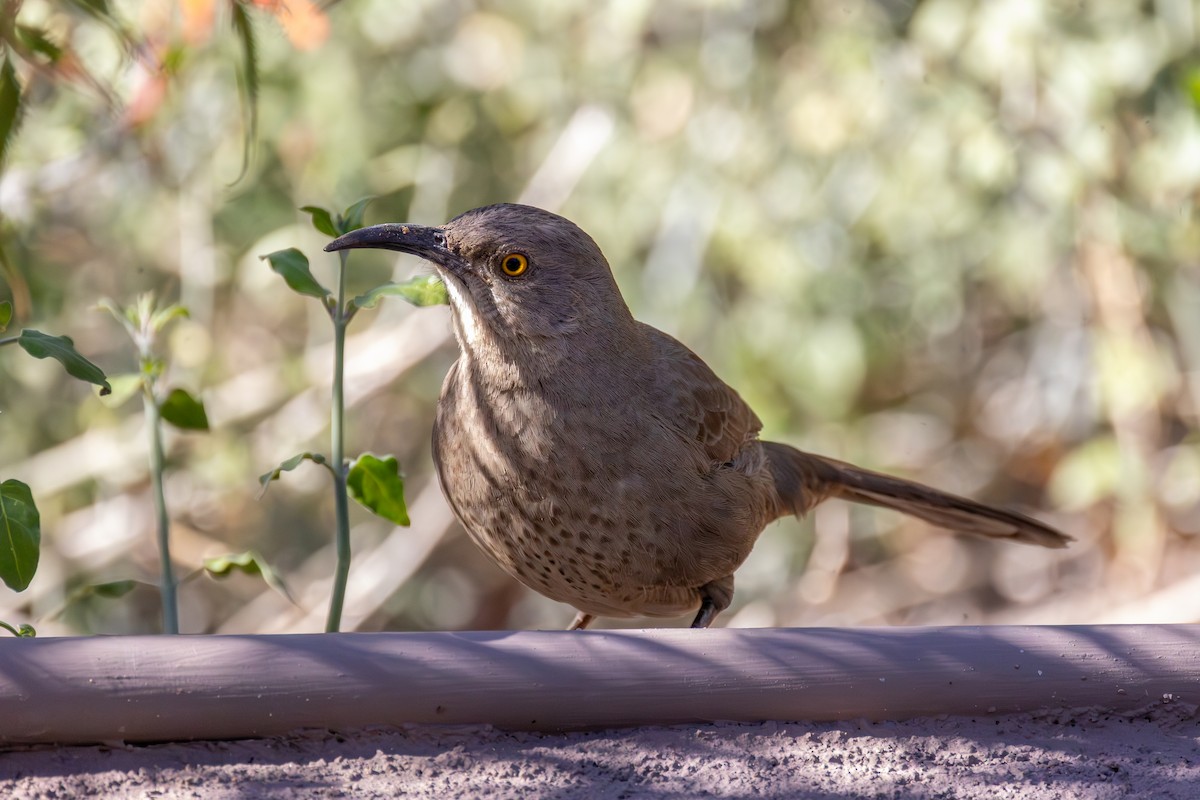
[325,223,464,273]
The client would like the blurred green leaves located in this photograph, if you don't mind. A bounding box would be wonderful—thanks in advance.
[231,2,260,182]
[353,276,449,309]
[0,306,112,612]
[99,296,189,342]
[98,295,207,428]
[1186,66,1200,113]
[201,550,293,604]
[14,25,64,64]
[0,56,21,169]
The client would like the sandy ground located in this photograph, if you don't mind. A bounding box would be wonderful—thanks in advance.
[2,706,1197,799]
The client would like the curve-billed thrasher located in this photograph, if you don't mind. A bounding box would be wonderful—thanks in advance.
[327,204,1069,629]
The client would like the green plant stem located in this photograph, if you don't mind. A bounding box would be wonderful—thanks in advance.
[0,336,18,346]
[0,621,20,636]
[326,250,352,633]
[144,387,179,634]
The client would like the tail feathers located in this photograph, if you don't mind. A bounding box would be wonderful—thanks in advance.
[762,441,1071,549]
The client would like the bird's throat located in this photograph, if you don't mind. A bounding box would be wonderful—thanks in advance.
[442,277,488,350]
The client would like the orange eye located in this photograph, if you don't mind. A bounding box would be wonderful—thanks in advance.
[500,253,529,277]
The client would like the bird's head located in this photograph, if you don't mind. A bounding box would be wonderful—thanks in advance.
[325,204,631,351]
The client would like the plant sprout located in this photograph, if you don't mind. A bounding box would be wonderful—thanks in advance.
[259,198,447,632]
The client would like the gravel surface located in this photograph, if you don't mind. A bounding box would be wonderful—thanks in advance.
[3,706,1198,798]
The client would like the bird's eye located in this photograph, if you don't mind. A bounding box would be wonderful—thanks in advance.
[499,253,529,277]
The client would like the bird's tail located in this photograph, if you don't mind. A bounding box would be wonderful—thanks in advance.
[761,441,1070,548]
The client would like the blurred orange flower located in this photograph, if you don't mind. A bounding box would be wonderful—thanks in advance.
[181,0,330,50]
[249,0,331,51]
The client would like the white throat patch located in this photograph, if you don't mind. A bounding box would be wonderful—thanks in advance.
[443,277,485,350]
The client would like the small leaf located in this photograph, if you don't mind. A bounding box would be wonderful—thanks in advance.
[44,579,146,621]
[0,56,24,169]
[347,453,410,526]
[230,3,259,185]
[134,292,156,328]
[0,479,40,592]
[0,621,36,638]
[338,197,374,235]
[16,25,63,63]
[96,297,136,338]
[17,330,111,395]
[261,248,330,299]
[300,206,337,238]
[149,303,189,333]
[98,373,144,408]
[159,387,209,431]
[258,451,329,495]
[202,550,294,604]
[353,276,449,309]
[90,579,139,598]
[0,300,11,332]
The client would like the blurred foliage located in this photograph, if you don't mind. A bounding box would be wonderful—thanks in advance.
[0,0,1198,634]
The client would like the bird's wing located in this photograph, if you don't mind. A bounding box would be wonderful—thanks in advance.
[640,323,762,465]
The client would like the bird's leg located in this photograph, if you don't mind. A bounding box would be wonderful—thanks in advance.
[568,611,595,630]
[690,600,719,628]
[690,578,733,628]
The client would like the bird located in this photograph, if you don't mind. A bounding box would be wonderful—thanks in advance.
[326,203,1070,630]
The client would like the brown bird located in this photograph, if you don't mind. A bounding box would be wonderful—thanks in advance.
[327,204,1070,630]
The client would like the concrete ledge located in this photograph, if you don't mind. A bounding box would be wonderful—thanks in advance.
[1,625,1196,745]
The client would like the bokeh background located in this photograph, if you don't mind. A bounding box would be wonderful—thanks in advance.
[1,0,1198,634]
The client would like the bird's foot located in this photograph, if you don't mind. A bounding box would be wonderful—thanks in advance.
[690,599,718,628]
[690,579,733,628]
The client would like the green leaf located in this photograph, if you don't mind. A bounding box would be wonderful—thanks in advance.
[230,2,259,185]
[261,248,330,300]
[89,579,139,598]
[150,303,189,333]
[17,330,112,395]
[300,205,338,238]
[338,197,374,235]
[63,0,113,19]
[44,579,144,621]
[0,56,24,169]
[159,387,209,431]
[0,621,36,637]
[353,276,449,309]
[258,451,329,495]
[0,479,40,593]
[0,300,11,332]
[16,25,64,63]
[202,550,294,604]
[347,453,410,526]
[1187,67,1200,112]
